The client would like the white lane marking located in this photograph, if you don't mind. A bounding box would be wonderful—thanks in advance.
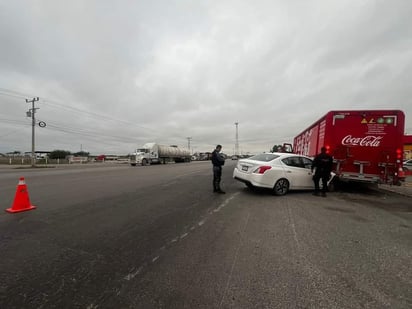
[214,192,239,213]
[162,181,178,187]
[163,170,204,185]
[124,266,143,281]
[287,202,300,247]
[174,170,205,178]
[219,211,251,308]
[122,192,240,282]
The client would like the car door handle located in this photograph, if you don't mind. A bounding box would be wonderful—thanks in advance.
[286,170,292,173]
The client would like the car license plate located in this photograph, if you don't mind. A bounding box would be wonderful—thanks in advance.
[242,165,248,171]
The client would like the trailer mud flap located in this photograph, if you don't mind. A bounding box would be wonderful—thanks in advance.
[327,172,337,191]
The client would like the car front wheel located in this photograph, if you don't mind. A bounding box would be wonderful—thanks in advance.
[273,178,289,196]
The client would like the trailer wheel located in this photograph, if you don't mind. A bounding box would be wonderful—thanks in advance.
[131,163,136,167]
[273,179,289,196]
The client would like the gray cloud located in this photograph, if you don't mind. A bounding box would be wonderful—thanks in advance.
[1,0,411,155]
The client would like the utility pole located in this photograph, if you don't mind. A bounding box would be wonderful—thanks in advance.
[234,122,239,156]
[186,137,192,153]
[26,97,39,167]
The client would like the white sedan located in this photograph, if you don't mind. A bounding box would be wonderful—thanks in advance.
[403,159,412,171]
[233,152,315,195]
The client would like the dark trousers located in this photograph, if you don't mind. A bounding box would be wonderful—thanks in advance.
[313,173,329,193]
[213,166,222,191]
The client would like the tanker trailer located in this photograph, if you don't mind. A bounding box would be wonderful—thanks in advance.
[130,143,191,166]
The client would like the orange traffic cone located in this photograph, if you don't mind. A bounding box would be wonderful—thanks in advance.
[5,177,36,213]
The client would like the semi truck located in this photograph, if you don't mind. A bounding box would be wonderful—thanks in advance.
[130,143,191,166]
[292,110,405,185]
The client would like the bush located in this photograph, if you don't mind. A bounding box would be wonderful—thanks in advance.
[49,150,71,159]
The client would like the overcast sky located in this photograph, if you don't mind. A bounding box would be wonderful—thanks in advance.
[1,0,411,155]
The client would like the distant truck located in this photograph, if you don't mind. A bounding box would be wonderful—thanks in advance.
[130,143,191,166]
[96,155,119,161]
[292,110,405,185]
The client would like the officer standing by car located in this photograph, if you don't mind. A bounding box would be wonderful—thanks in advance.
[311,147,333,197]
[212,144,225,194]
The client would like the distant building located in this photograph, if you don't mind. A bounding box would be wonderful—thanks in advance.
[95,155,119,161]
[6,151,22,157]
[67,155,88,163]
[404,135,412,160]
[24,151,51,159]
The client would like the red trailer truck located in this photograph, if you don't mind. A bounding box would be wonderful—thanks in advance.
[293,110,405,185]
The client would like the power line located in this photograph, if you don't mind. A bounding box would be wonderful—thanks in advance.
[0,87,158,132]
[42,99,158,131]
[0,87,36,98]
[0,128,27,138]
[0,118,30,126]
[0,91,28,100]
[0,87,196,149]
[0,115,143,145]
[43,122,140,144]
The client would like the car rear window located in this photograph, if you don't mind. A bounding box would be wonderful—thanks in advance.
[249,153,279,162]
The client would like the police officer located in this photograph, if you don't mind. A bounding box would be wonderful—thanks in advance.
[212,144,225,193]
[311,147,333,197]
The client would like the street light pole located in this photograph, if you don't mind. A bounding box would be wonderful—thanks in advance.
[234,122,239,156]
[26,97,39,167]
[187,137,192,153]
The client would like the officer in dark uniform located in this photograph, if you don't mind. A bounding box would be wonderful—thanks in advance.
[311,147,333,197]
[212,144,225,194]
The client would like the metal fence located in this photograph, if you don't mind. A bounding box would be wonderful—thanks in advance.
[0,157,130,165]
[0,157,70,165]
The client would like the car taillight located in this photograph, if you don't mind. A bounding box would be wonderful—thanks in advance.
[254,166,272,174]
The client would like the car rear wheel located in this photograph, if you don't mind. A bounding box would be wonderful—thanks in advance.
[273,179,289,196]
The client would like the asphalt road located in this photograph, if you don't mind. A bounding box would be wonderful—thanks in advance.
[0,161,411,309]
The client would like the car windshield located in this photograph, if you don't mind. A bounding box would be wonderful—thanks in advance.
[249,153,279,162]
